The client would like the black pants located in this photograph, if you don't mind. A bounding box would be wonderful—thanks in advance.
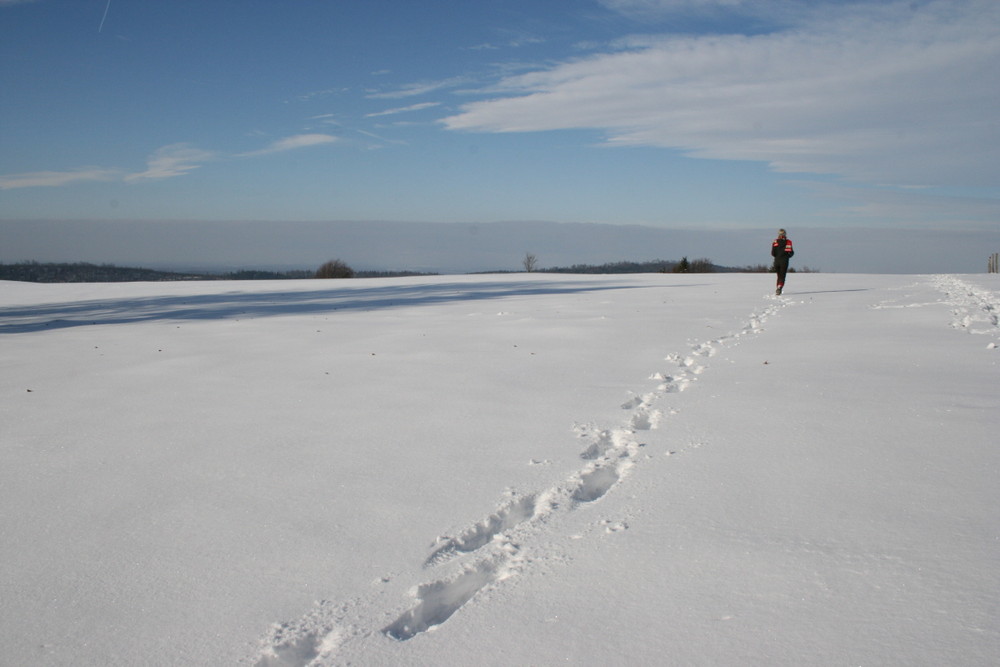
[774,258,789,287]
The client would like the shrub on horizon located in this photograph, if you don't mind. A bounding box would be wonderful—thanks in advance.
[315,259,355,279]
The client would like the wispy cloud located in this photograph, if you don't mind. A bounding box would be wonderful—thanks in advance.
[367,77,469,100]
[599,0,748,13]
[352,128,408,147]
[125,144,215,182]
[2,134,338,191]
[239,133,338,157]
[98,0,111,33]
[445,0,1000,190]
[467,29,545,52]
[365,102,441,118]
[0,168,120,190]
[291,87,348,103]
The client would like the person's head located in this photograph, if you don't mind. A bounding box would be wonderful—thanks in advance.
[777,228,786,237]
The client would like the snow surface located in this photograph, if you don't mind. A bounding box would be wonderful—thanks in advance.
[1,272,998,666]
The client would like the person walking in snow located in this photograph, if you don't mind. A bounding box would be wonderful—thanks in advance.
[771,228,794,295]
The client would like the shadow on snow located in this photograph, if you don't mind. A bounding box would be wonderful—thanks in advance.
[0,279,674,334]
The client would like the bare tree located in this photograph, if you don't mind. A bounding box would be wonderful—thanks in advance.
[523,252,538,272]
[315,259,355,279]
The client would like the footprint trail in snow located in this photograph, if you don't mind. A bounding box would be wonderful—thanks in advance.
[931,275,1000,346]
[252,295,791,665]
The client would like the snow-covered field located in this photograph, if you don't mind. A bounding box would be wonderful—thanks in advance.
[2,272,998,666]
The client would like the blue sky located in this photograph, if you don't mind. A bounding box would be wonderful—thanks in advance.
[1,0,998,271]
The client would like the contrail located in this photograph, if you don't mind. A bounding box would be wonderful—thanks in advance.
[98,0,112,33]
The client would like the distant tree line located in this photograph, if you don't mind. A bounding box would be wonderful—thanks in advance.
[0,261,442,284]
[542,259,679,274]
[540,258,818,274]
[354,269,438,278]
[226,269,314,280]
[1,258,816,284]
[0,262,213,283]
[313,259,437,279]
[670,257,715,273]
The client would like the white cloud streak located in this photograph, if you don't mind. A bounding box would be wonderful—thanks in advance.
[0,168,120,190]
[367,77,469,100]
[98,0,111,33]
[125,144,215,182]
[365,102,441,118]
[2,134,338,190]
[599,0,747,14]
[239,133,338,157]
[444,0,1000,190]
